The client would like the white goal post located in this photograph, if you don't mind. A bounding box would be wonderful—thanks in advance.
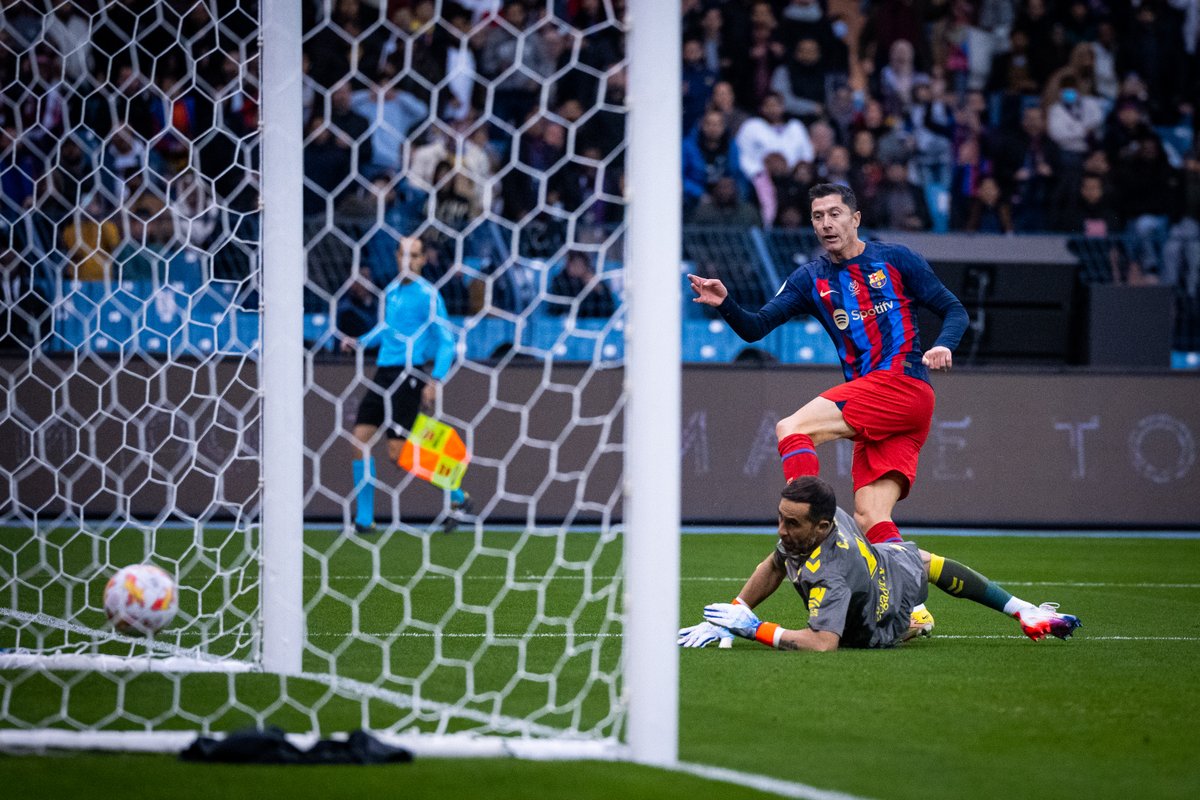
[0,0,680,765]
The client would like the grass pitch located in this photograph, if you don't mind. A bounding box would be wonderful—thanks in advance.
[2,527,1199,799]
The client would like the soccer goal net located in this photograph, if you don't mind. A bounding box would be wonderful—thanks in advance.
[1,0,679,762]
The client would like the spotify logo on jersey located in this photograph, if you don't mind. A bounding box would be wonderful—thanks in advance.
[833,309,850,330]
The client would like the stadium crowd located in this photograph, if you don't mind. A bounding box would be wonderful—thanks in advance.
[1,0,1198,340]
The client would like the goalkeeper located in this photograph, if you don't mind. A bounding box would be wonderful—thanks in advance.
[680,477,1081,651]
[341,235,470,533]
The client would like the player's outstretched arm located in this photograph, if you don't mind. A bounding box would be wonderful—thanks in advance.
[734,553,787,608]
[703,602,840,652]
[687,273,728,306]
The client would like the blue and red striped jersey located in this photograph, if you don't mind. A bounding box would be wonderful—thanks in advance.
[717,241,968,383]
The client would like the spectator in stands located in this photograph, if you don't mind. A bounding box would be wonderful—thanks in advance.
[708,80,749,136]
[477,1,546,127]
[1042,42,1099,111]
[63,192,121,282]
[350,61,429,176]
[950,135,991,230]
[336,266,382,339]
[303,82,372,214]
[771,37,828,120]
[902,75,954,188]
[0,123,36,222]
[305,0,384,87]
[1016,0,1071,87]
[853,97,891,143]
[822,145,854,189]
[752,151,793,227]
[879,39,925,117]
[427,159,475,258]
[1058,172,1121,238]
[1046,76,1104,179]
[1113,133,1183,281]
[1118,1,1188,124]
[690,175,761,227]
[849,129,885,212]
[736,92,814,185]
[148,73,200,175]
[113,195,168,283]
[1163,144,1200,301]
[696,5,728,75]
[548,250,616,318]
[864,0,932,74]
[416,234,472,316]
[683,109,743,214]
[1089,19,1120,102]
[1102,99,1157,167]
[735,5,786,111]
[37,135,94,223]
[868,159,930,231]
[993,105,1061,232]
[806,118,837,172]
[43,5,92,86]
[682,37,718,134]
[963,175,1014,234]
[987,27,1041,127]
[167,169,217,251]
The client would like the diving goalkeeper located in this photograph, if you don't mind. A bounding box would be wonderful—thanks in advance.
[679,477,1082,651]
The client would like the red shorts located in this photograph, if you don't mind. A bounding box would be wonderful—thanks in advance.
[820,370,935,499]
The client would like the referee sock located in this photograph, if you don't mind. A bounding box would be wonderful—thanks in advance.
[927,554,1032,615]
[778,433,819,482]
[352,457,376,529]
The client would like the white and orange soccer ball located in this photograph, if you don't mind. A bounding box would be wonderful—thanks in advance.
[103,564,178,636]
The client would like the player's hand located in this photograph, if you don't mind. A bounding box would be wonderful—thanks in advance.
[421,381,437,412]
[677,620,734,648]
[338,336,357,353]
[922,346,952,371]
[687,274,728,307]
[703,602,762,639]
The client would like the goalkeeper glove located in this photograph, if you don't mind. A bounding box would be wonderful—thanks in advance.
[703,602,784,648]
[677,620,734,648]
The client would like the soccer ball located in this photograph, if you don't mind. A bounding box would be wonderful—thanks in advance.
[103,564,178,636]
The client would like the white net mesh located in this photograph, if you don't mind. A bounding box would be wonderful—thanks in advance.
[1,0,635,749]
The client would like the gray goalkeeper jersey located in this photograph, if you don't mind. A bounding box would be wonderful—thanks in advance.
[773,508,928,648]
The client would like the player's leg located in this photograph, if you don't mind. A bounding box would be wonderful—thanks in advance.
[351,422,380,532]
[919,551,1082,640]
[774,396,856,482]
[385,373,471,531]
[852,472,905,544]
[350,368,396,533]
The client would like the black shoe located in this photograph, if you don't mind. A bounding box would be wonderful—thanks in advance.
[442,492,473,533]
[354,522,379,535]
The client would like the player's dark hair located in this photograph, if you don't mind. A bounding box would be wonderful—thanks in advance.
[781,477,837,523]
[809,183,858,213]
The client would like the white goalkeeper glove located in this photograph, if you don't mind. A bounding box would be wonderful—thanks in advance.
[677,620,734,648]
[704,602,784,647]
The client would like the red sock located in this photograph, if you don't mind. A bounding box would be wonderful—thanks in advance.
[777,433,819,482]
[865,520,902,544]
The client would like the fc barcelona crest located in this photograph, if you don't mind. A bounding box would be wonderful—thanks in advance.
[868,269,888,289]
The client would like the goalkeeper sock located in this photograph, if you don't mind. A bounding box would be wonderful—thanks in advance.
[450,488,466,505]
[352,457,376,528]
[928,554,1030,615]
[778,433,818,482]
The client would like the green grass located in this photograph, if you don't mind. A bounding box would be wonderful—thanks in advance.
[3,528,1200,799]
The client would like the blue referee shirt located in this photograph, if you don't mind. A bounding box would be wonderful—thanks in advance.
[358,276,456,380]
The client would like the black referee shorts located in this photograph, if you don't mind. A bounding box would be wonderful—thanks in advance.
[353,366,424,439]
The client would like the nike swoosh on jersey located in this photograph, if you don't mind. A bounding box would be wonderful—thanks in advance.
[819,289,838,297]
